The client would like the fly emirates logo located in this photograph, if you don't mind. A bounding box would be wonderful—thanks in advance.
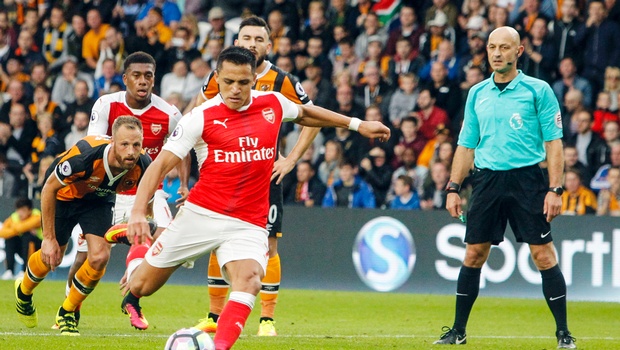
[213,136,276,163]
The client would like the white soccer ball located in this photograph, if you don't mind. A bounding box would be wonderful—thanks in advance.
[164,327,214,350]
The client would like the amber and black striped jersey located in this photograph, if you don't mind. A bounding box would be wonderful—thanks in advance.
[201,60,312,105]
[45,135,152,202]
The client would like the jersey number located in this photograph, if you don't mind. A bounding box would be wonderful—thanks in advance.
[268,204,278,224]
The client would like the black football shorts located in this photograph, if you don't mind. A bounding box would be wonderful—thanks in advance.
[465,164,552,245]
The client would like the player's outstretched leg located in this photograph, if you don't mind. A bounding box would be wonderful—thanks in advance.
[196,252,227,333]
[258,254,280,336]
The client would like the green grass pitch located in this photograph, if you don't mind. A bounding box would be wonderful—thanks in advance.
[0,280,618,349]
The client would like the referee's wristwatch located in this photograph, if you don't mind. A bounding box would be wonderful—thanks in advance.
[445,181,461,194]
[548,187,564,196]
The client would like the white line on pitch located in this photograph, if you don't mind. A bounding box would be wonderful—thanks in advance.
[0,332,616,341]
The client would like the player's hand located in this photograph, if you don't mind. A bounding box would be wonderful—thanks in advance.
[271,155,296,184]
[127,212,152,245]
[176,186,189,208]
[40,238,62,271]
[445,192,462,219]
[358,121,391,142]
[543,192,562,222]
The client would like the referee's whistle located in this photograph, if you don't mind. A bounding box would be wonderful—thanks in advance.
[459,213,466,224]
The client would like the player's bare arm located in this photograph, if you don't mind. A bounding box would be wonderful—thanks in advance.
[272,126,321,184]
[175,155,191,207]
[294,105,390,142]
[544,138,564,222]
[128,150,182,245]
[40,174,66,270]
[446,146,475,218]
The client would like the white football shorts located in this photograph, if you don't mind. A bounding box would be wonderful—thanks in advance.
[145,201,269,283]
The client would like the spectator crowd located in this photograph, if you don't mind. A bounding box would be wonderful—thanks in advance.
[0,0,620,216]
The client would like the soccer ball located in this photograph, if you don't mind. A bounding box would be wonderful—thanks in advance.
[164,327,214,350]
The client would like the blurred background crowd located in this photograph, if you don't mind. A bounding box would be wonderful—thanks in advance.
[0,0,619,216]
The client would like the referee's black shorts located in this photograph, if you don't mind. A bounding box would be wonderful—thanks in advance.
[465,164,553,246]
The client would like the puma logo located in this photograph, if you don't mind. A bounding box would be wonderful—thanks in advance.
[214,119,228,128]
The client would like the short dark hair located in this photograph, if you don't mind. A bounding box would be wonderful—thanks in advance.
[15,198,33,210]
[397,175,413,189]
[396,36,412,46]
[297,160,315,171]
[401,116,419,127]
[419,87,436,99]
[338,36,355,47]
[239,15,271,37]
[24,7,38,16]
[124,51,156,72]
[339,158,356,168]
[217,46,257,73]
[34,84,51,95]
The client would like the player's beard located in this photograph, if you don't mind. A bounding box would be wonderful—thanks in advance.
[114,149,138,170]
[256,53,266,67]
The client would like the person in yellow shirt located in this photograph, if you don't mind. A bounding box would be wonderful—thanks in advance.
[417,124,452,169]
[82,9,110,71]
[144,7,172,46]
[0,198,42,280]
[561,168,597,215]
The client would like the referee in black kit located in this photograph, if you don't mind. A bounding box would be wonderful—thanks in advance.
[433,26,576,349]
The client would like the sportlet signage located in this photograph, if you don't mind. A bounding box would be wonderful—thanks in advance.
[1,202,617,302]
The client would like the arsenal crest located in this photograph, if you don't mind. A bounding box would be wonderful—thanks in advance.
[151,123,162,135]
[262,108,275,123]
[151,241,163,256]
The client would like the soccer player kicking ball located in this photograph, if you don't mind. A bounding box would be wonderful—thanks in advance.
[193,16,319,337]
[122,46,390,350]
[14,117,152,336]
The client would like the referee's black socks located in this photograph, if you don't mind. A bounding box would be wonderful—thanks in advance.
[453,266,481,334]
[541,264,568,332]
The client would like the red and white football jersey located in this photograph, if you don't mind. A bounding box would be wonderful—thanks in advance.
[163,90,299,228]
[87,91,182,194]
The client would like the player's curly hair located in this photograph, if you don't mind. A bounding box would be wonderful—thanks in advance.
[124,51,156,72]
